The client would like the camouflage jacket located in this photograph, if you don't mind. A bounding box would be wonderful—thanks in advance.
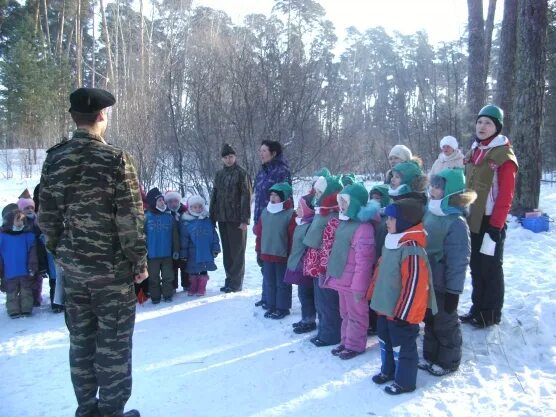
[38,129,147,281]
[210,163,252,224]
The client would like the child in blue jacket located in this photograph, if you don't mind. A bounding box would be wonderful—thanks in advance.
[145,187,180,303]
[0,210,38,318]
[180,195,221,296]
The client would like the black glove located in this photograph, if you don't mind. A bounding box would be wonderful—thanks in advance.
[486,225,502,243]
[444,292,460,314]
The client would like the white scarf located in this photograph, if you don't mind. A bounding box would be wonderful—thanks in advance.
[267,201,284,214]
[427,199,446,217]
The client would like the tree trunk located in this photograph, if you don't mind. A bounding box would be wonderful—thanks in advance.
[99,0,115,87]
[483,0,497,85]
[495,0,519,137]
[92,0,96,87]
[76,0,82,86]
[467,0,486,130]
[512,0,548,214]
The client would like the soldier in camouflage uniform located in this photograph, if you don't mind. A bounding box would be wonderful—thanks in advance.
[38,88,147,417]
[210,143,252,293]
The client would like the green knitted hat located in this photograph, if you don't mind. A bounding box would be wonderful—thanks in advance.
[269,182,293,202]
[370,184,391,208]
[313,167,331,178]
[340,174,356,187]
[314,175,343,202]
[339,183,369,220]
[435,168,465,212]
[391,160,424,195]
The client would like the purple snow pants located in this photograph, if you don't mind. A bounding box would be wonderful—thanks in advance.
[338,290,369,352]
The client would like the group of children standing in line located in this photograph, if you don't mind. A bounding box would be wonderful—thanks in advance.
[141,188,220,303]
[253,148,478,395]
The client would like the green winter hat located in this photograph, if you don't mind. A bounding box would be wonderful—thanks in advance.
[312,167,331,179]
[269,182,293,202]
[477,104,503,128]
[338,183,369,220]
[369,184,391,208]
[340,174,356,187]
[314,175,343,203]
[391,160,423,195]
[434,168,466,212]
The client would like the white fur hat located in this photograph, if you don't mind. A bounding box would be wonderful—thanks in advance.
[164,190,182,203]
[439,136,458,150]
[187,195,206,208]
[388,145,412,161]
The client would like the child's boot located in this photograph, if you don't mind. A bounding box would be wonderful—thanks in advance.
[197,274,209,296]
[188,276,199,296]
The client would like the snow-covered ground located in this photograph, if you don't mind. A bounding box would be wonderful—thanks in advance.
[1,170,555,417]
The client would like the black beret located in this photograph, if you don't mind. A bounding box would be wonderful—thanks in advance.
[69,87,116,113]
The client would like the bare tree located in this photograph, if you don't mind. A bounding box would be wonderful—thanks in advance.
[495,0,519,136]
[512,0,548,213]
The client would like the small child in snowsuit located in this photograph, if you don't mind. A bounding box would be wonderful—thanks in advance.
[0,210,38,318]
[179,195,220,296]
[367,184,391,335]
[367,199,437,395]
[18,189,49,306]
[165,190,190,292]
[321,184,380,359]
[284,194,317,333]
[421,168,476,376]
[254,183,296,319]
[303,175,344,346]
[145,187,180,303]
[388,160,428,206]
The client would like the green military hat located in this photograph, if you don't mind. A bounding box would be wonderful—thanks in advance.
[69,87,116,113]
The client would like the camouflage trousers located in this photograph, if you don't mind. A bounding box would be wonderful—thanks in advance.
[64,277,136,417]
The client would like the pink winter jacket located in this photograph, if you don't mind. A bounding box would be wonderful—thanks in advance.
[322,221,376,294]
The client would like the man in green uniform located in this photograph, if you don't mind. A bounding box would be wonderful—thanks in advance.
[210,143,252,293]
[39,87,147,417]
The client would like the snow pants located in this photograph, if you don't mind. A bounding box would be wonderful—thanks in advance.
[263,261,292,312]
[5,276,34,316]
[338,290,369,352]
[314,277,341,344]
[377,316,419,390]
[423,292,462,370]
[298,281,316,323]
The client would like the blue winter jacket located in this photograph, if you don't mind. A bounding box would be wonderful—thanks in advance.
[145,209,176,259]
[179,212,221,274]
[0,231,36,280]
[253,154,292,224]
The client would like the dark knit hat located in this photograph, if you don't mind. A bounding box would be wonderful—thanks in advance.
[384,199,424,233]
[146,187,164,209]
[2,203,18,221]
[221,143,236,157]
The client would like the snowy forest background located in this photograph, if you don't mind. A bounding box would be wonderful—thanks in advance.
[0,0,554,213]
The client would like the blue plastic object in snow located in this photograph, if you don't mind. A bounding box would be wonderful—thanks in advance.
[521,214,550,233]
